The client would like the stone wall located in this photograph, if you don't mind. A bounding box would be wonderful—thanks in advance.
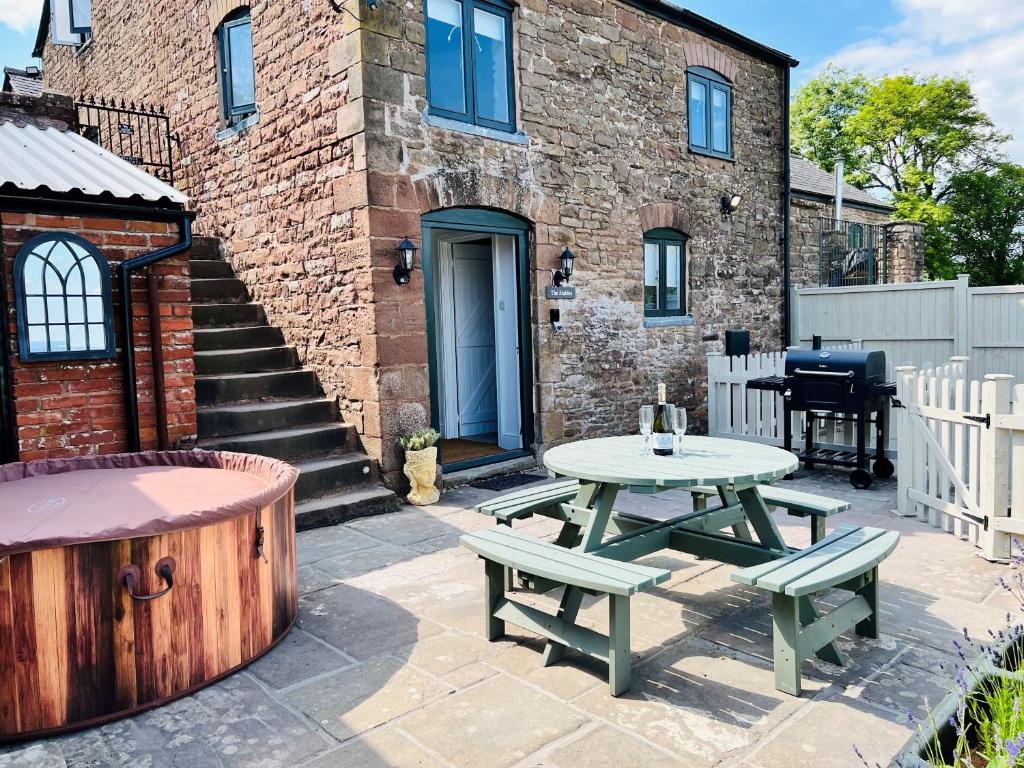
[791,196,924,288]
[356,0,789,480]
[1,211,195,460]
[42,0,789,485]
[42,0,379,457]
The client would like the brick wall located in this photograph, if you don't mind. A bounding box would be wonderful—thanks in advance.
[1,211,196,461]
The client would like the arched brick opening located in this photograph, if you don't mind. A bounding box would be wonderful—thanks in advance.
[208,0,249,28]
[681,42,739,83]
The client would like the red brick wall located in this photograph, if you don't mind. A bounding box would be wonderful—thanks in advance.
[1,211,196,461]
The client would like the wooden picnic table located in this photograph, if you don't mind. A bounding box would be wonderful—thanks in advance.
[537,434,800,664]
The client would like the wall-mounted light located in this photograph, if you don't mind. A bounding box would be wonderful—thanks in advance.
[551,247,576,286]
[328,0,376,21]
[720,193,742,216]
[394,237,417,285]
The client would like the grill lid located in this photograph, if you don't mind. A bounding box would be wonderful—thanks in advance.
[785,348,885,382]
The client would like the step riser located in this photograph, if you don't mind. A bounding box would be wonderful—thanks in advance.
[296,491,400,531]
[296,460,372,500]
[192,278,248,304]
[200,426,353,462]
[198,401,337,440]
[195,371,320,405]
[195,347,299,376]
[193,303,265,329]
[188,237,222,260]
[194,326,284,352]
[190,260,234,279]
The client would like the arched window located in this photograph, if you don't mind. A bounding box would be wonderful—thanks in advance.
[217,7,256,121]
[687,66,732,160]
[14,233,115,361]
[643,228,687,317]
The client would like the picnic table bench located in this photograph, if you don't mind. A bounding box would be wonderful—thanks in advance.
[733,524,900,695]
[461,525,670,695]
[463,435,899,698]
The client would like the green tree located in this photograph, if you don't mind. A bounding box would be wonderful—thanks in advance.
[939,164,1024,286]
[845,74,1007,202]
[790,66,870,182]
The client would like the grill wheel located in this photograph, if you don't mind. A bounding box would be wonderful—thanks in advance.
[850,469,873,489]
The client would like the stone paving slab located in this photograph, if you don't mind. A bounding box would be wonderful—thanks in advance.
[0,469,1010,768]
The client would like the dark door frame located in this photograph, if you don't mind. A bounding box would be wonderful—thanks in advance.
[421,207,535,471]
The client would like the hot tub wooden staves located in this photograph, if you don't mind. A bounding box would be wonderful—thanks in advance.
[0,459,298,741]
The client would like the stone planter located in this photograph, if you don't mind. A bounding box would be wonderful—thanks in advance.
[403,446,440,506]
[893,636,1024,767]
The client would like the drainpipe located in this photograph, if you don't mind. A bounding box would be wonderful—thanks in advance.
[782,65,793,348]
[0,216,16,462]
[118,216,192,452]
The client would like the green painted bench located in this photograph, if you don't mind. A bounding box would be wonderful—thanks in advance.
[474,479,581,524]
[460,526,670,696]
[732,524,900,696]
[691,484,851,543]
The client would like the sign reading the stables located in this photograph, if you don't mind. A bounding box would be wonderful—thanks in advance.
[545,285,576,300]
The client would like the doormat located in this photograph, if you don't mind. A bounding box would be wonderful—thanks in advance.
[471,473,546,492]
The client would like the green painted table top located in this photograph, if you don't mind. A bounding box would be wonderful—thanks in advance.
[543,435,799,489]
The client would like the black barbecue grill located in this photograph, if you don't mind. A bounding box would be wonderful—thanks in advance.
[749,348,896,488]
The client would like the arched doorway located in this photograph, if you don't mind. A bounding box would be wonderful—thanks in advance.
[421,207,534,470]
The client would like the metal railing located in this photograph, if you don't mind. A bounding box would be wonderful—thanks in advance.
[818,218,888,287]
[76,96,177,183]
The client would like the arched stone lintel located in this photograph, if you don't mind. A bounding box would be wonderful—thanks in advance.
[638,202,693,236]
[412,171,557,229]
[209,0,249,29]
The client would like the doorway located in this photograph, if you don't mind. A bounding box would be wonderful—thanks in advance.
[422,209,533,470]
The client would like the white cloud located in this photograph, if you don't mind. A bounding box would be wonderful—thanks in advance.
[0,0,43,33]
[814,0,1024,162]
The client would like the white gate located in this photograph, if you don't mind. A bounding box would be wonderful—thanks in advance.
[895,369,1024,560]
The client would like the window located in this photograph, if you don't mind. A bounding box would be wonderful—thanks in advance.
[48,0,91,46]
[13,234,115,362]
[643,229,687,317]
[687,67,732,160]
[425,0,516,132]
[217,9,256,121]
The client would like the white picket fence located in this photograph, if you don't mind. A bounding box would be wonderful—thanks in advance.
[706,350,969,458]
[895,368,1024,561]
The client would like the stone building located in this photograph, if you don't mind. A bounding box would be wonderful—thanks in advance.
[36,0,797,490]
[790,156,923,287]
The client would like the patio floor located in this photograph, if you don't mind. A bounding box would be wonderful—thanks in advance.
[0,468,1011,768]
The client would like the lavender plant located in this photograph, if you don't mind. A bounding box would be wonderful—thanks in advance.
[880,544,1024,767]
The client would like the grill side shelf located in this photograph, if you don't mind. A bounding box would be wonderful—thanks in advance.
[747,375,786,393]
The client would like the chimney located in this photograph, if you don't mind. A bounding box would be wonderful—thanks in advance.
[834,159,845,223]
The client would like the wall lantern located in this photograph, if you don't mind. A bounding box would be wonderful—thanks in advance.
[552,247,576,286]
[394,237,417,285]
[720,193,742,216]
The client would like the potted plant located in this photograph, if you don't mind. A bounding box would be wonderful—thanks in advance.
[399,428,441,506]
[890,551,1024,767]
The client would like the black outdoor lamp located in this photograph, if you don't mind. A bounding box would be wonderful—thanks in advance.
[394,237,417,285]
[720,193,742,216]
[552,247,576,286]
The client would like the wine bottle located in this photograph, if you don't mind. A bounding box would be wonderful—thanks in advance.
[652,383,674,456]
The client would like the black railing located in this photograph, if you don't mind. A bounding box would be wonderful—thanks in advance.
[76,96,177,183]
[818,218,888,287]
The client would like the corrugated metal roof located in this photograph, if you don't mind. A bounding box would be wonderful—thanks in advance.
[790,156,893,211]
[0,121,187,205]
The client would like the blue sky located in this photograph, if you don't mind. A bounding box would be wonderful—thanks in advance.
[2,0,1022,159]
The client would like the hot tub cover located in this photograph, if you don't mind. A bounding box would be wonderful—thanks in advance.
[0,450,299,557]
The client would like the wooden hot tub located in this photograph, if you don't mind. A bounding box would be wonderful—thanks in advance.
[0,450,299,741]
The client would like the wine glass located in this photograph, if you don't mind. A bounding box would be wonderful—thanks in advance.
[673,406,688,457]
[639,405,654,456]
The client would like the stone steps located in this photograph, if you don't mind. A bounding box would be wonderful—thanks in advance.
[191,241,398,529]
[195,370,320,405]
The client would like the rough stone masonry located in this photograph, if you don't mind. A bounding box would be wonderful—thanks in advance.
[42,0,792,487]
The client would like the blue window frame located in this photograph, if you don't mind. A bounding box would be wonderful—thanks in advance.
[643,229,687,318]
[14,233,115,362]
[425,0,516,133]
[217,8,256,121]
[687,67,732,160]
